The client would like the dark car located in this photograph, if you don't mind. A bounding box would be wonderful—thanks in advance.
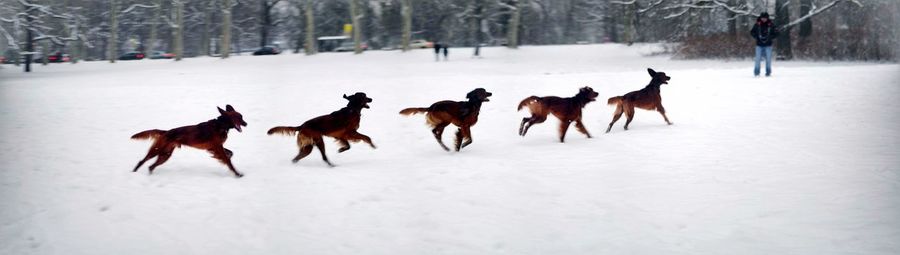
[118,52,145,60]
[46,52,70,63]
[253,46,281,55]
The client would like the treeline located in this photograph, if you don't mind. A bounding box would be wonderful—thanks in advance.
[1,0,897,72]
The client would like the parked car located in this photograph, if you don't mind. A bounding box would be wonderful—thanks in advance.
[334,41,369,52]
[118,52,145,60]
[1,50,16,64]
[46,52,70,63]
[32,52,70,63]
[253,46,281,55]
[407,39,434,49]
[149,51,176,59]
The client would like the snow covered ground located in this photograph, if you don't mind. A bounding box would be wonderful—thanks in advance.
[1,44,898,255]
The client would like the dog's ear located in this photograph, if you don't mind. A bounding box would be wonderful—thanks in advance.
[647,68,657,76]
[218,106,226,115]
[343,94,349,100]
[225,104,235,112]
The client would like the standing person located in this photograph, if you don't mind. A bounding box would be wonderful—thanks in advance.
[442,44,449,61]
[750,12,779,77]
[433,42,442,62]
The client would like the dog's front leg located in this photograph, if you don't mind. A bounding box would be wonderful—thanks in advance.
[574,118,592,138]
[337,139,351,153]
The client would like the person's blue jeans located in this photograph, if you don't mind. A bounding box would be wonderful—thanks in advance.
[754,46,773,76]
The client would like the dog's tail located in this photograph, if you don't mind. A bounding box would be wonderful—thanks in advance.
[267,126,301,136]
[607,96,623,106]
[399,107,429,116]
[131,129,166,140]
[517,96,540,111]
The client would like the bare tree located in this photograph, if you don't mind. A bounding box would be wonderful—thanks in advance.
[259,0,281,47]
[400,0,411,51]
[147,0,162,55]
[173,0,184,61]
[504,0,521,48]
[304,0,315,55]
[774,0,792,59]
[221,0,231,58]
[108,0,117,63]
[200,0,212,56]
[349,0,362,54]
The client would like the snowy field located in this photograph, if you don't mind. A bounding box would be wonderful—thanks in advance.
[1,44,898,254]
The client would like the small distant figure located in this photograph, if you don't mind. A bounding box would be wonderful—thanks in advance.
[442,44,449,61]
[433,43,442,62]
[750,12,778,77]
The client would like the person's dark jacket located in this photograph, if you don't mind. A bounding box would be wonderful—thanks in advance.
[750,17,779,47]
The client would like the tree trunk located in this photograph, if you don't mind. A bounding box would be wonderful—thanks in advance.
[174,0,184,61]
[24,2,33,72]
[304,0,316,55]
[400,0,412,52]
[202,1,211,56]
[727,0,737,37]
[260,1,270,47]
[799,0,812,37]
[70,39,80,64]
[507,0,520,49]
[148,0,161,55]
[349,0,363,54]
[623,1,635,45]
[775,0,793,59]
[221,0,231,58]
[108,0,118,63]
[472,0,484,56]
[41,41,48,65]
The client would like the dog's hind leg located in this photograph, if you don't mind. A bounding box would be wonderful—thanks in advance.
[147,144,176,174]
[657,105,673,125]
[224,148,233,158]
[558,120,572,143]
[519,117,530,136]
[521,115,546,136]
[133,147,160,172]
[292,145,313,163]
[574,117,592,138]
[432,123,451,151]
[211,146,243,178]
[606,104,624,133]
[623,106,636,131]
[313,136,334,167]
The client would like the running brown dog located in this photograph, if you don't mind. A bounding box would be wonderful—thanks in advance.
[606,68,673,133]
[131,105,248,177]
[267,93,376,167]
[518,86,599,142]
[400,88,492,152]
